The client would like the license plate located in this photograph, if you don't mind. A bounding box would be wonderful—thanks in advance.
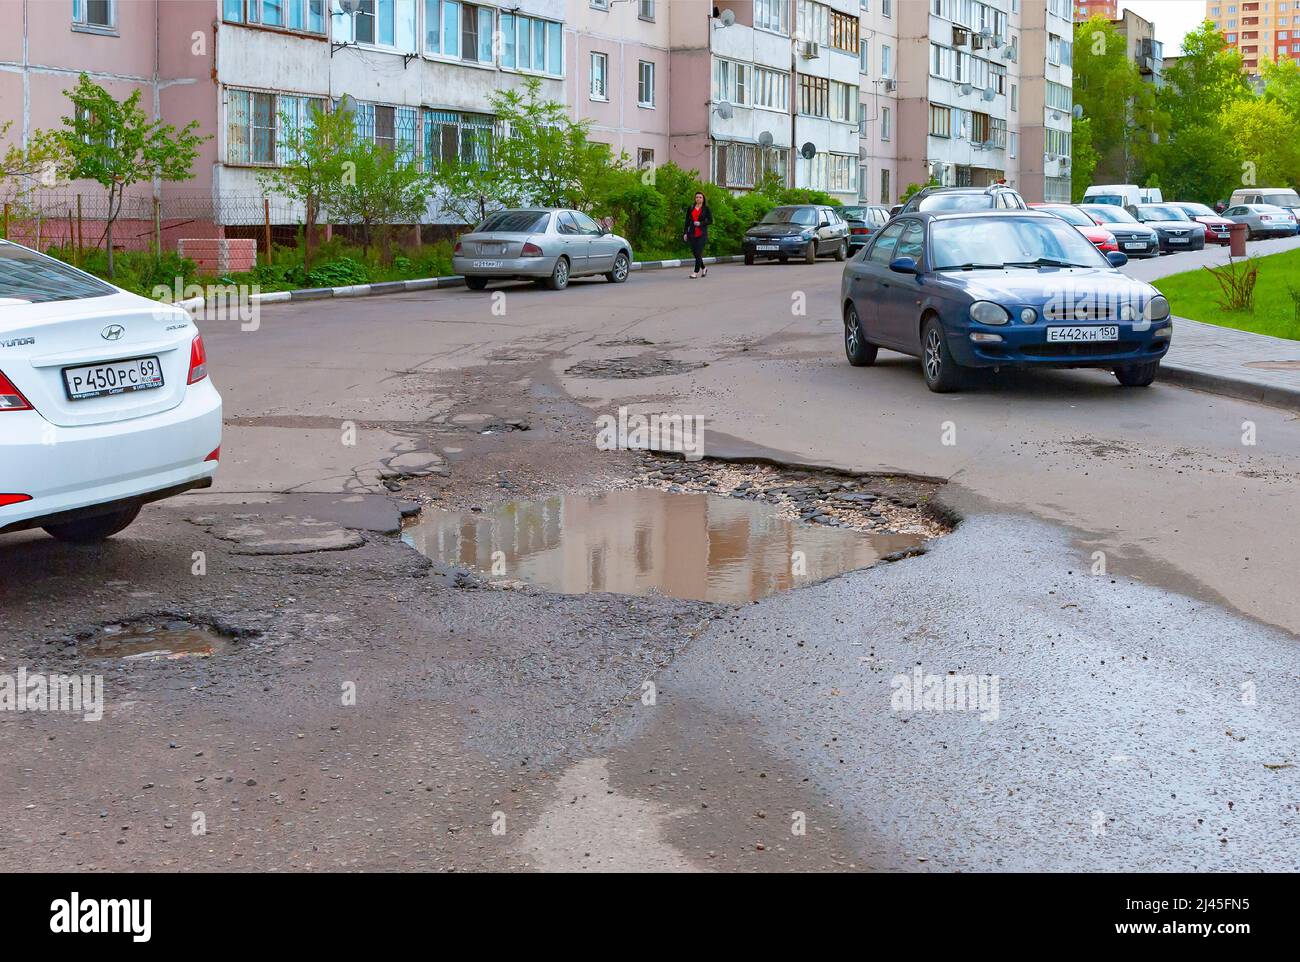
[1046,326,1120,343]
[1169,237,1188,244]
[757,245,780,251]
[1123,242,1145,250]
[472,260,502,269]
[63,356,164,401]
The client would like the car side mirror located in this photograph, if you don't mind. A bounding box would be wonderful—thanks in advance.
[600,226,610,235]
[889,256,919,274]
[1106,251,1128,268]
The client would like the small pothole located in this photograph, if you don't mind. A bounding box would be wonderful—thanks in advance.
[77,619,252,662]
[565,357,707,379]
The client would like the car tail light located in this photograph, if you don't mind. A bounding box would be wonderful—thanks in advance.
[0,494,32,508]
[205,446,220,463]
[187,334,208,385]
[851,227,868,234]
[453,241,462,255]
[0,369,32,411]
[521,242,544,257]
[1261,215,1273,221]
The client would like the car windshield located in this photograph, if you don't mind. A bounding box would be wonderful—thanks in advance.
[916,193,992,212]
[1087,194,1126,207]
[1262,192,1300,207]
[931,216,1108,271]
[1138,205,1189,221]
[1084,205,1137,223]
[1176,203,1216,216]
[0,243,115,303]
[477,210,550,233]
[837,207,867,219]
[761,207,816,226]
[1042,206,1091,227]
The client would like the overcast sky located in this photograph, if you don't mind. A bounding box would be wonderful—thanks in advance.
[1118,0,1210,56]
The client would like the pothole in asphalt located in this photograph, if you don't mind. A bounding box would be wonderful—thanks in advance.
[565,357,707,379]
[78,619,248,661]
[401,487,925,604]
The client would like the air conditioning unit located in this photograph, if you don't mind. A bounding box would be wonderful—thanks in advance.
[883,78,897,92]
[953,26,970,46]
[801,40,820,59]
[1004,45,1018,62]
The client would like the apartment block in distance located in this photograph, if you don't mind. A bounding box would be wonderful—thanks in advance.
[1207,0,1300,73]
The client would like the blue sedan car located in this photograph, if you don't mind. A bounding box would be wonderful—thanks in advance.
[841,210,1173,392]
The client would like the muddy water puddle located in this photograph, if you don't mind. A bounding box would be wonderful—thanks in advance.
[403,489,922,603]
[81,622,234,661]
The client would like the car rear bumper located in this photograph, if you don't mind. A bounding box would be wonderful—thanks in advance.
[0,380,222,534]
[948,323,1173,370]
[452,255,558,278]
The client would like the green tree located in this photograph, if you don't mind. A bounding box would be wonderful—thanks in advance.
[1222,97,1300,190]
[1261,56,1300,122]
[40,74,207,277]
[1072,16,1160,183]
[258,101,356,271]
[1070,116,1100,202]
[330,136,434,263]
[0,121,59,213]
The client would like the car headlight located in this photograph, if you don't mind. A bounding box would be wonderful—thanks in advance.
[1145,295,1171,322]
[970,301,1011,325]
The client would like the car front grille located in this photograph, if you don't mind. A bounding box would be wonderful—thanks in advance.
[1021,341,1141,358]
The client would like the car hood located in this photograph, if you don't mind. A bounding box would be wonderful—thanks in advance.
[1143,220,1199,230]
[1193,216,1233,227]
[747,224,811,237]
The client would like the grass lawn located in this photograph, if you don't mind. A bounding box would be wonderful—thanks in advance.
[1153,246,1300,340]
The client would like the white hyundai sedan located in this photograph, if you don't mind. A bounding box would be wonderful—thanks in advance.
[0,240,221,542]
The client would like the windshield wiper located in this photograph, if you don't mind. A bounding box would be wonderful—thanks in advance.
[935,262,1004,271]
[1003,257,1090,269]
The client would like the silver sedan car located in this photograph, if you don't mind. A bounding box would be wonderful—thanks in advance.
[1221,203,1299,239]
[452,208,633,291]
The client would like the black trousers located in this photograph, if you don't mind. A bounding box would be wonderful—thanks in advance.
[688,235,706,272]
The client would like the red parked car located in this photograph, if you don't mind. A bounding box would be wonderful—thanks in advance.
[1170,202,1235,245]
[1029,203,1119,253]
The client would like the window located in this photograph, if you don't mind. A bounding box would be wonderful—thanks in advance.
[1046,81,1072,111]
[970,111,990,143]
[754,67,789,111]
[336,0,415,48]
[1010,83,1017,111]
[639,0,655,20]
[868,221,903,264]
[799,74,829,116]
[638,61,656,107]
[715,58,751,105]
[881,44,892,77]
[715,141,758,188]
[880,106,891,140]
[990,116,1007,148]
[498,13,562,74]
[804,152,856,193]
[351,102,419,164]
[226,89,327,166]
[590,53,609,99]
[829,9,859,53]
[860,39,870,73]
[423,109,493,168]
[830,80,855,122]
[929,104,951,137]
[880,168,891,205]
[1045,127,1071,156]
[755,0,788,33]
[882,0,892,17]
[1009,131,1016,158]
[797,1,829,45]
[73,0,115,29]
[1048,33,1073,66]
[636,147,654,170]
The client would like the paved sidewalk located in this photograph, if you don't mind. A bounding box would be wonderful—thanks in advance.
[1118,234,1300,410]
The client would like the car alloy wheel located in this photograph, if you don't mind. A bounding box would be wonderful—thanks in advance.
[921,317,964,392]
[843,303,878,367]
[924,328,943,381]
[606,252,629,283]
[804,241,817,264]
[548,257,570,290]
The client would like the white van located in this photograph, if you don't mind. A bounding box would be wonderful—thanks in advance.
[1229,187,1300,210]
[1082,184,1144,211]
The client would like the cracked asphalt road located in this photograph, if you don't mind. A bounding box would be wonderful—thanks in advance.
[2,261,1297,871]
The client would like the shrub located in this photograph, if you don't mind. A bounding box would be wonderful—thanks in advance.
[1204,257,1259,312]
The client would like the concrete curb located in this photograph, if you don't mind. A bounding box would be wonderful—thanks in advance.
[1157,362,1300,413]
[176,254,748,313]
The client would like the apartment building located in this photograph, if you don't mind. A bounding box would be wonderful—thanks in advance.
[1207,1,1300,73]
[1073,0,1115,22]
[1111,7,1163,87]
[0,1,1075,233]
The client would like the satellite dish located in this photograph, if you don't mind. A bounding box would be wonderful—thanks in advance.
[859,145,869,161]
[800,142,817,160]
[338,0,358,13]
[715,101,734,120]
[719,8,736,27]
[757,130,774,148]
[959,82,973,96]
[1072,103,1084,119]
[1045,153,1056,162]
[983,85,996,101]
[1051,109,1063,121]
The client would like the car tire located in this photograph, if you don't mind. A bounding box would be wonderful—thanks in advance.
[921,316,964,393]
[778,254,789,264]
[464,276,489,291]
[744,252,755,265]
[44,505,141,543]
[605,251,630,283]
[546,257,570,291]
[1114,361,1159,387]
[804,241,818,264]
[833,240,847,262]
[843,302,878,367]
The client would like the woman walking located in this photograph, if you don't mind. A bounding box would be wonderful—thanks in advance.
[682,192,713,278]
